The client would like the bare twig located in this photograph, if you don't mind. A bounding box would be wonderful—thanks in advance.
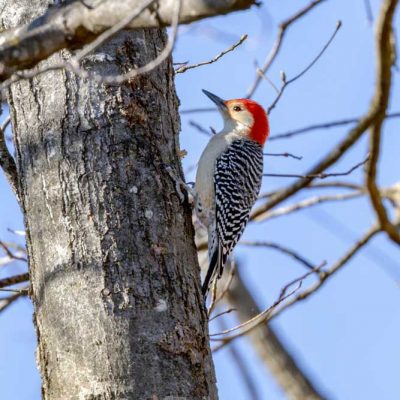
[307,181,363,191]
[181,107,216,114]
[267,21,342,114]
[0,273,29,289]
[365,0,400,246]
[209,307,236,322]
[0,288,28,313]
[189,121,214,136]
[269,225,381,318]
[257,181,362,200]
[213,226,379,349]
[215,315,262,400]
[247,0,327,98]
[364,0,374,24]
[175,34,247,73]
[262,155,369,180]
[255,67,280,94]
[3,0,182,87]
[249,4,398,223]
[0,0,257,82]
[218,263,328,399]
[0,241,27,262]
[263,152,302,160]
[252,111,376,220]
[7,228,26,236]
[253,191,364,222]
[239,241,319,271]
[256,64,279,94]
[210,263,325,339]
[269,112,400,141]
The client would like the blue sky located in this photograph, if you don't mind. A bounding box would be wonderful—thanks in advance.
[1,1,399,399]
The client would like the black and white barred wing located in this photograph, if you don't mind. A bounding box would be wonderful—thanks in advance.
[215,139,264,260]
[202,139,264,296]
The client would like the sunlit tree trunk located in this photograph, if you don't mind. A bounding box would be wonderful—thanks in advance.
[4,2,217,399]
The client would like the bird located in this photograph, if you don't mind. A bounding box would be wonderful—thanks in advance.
[195,90,269,297]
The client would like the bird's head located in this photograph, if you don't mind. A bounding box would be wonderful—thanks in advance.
[202,89,269,146]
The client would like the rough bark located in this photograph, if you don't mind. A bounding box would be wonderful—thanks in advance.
[5,2,217,399]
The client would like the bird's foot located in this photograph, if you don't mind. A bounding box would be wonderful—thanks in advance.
[163,164,196,204]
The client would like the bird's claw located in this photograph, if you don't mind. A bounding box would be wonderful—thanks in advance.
[163,163,195,204]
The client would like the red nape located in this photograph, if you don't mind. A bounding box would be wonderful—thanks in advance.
[228,99,269,146]
[242,99,269,146]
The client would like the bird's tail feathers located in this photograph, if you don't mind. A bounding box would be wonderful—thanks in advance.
[202,236,225,297]
[202,244,224,297]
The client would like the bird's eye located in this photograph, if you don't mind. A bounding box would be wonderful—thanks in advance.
[233,105,242,112]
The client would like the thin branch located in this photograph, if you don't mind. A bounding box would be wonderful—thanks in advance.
[262,155,369,180]
[3,0,182,87]
[239,241,318,270]
[217,263,328,399]
[250,0,398,221]
[263,152,302,160]
[175,34,247,73]
[247,0,327,98]
[267,21,342,114]
[270,225,381,317]
[364,0,374,24]
[0,273,29,289]
[210,263,325,339]
[257,181,362,200]
[0,0,257,81]
[269,112,400,141]
[253,191,364,221]
[255,66,280,94]
[189,121,213,136]
[365,0,400,246]
[252,114,378,221]
[215,315,262,400]
[213,225,379,349]
[307,181,363,191]
[209,307,236,322]
[181,107,216,114]
[0,241,27,262]
[0,288,28,313]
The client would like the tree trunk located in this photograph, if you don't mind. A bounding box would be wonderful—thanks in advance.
[4,2,217,399]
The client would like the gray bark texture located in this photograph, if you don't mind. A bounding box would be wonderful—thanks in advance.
[3,1,218,399]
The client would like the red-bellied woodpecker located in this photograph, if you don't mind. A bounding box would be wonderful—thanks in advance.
[196,90,269,297]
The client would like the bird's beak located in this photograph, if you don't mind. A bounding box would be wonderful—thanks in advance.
[202,89,228,113]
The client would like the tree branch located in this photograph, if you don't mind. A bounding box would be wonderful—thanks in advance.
[0,241,27,262]
[0,0,257,81]
[252,191,363,221]
[212,224,380,349]
[239,241,318,270]
[216,264,328,400]
[246,0,327,98]
[1,0,183,86]
[262,155,369,181]
[0,273,29,289]
[175,34,247,74]
[365,0,400,245]
[0,288,28,313]
[269,112,400,141]
[267,21,342,114]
